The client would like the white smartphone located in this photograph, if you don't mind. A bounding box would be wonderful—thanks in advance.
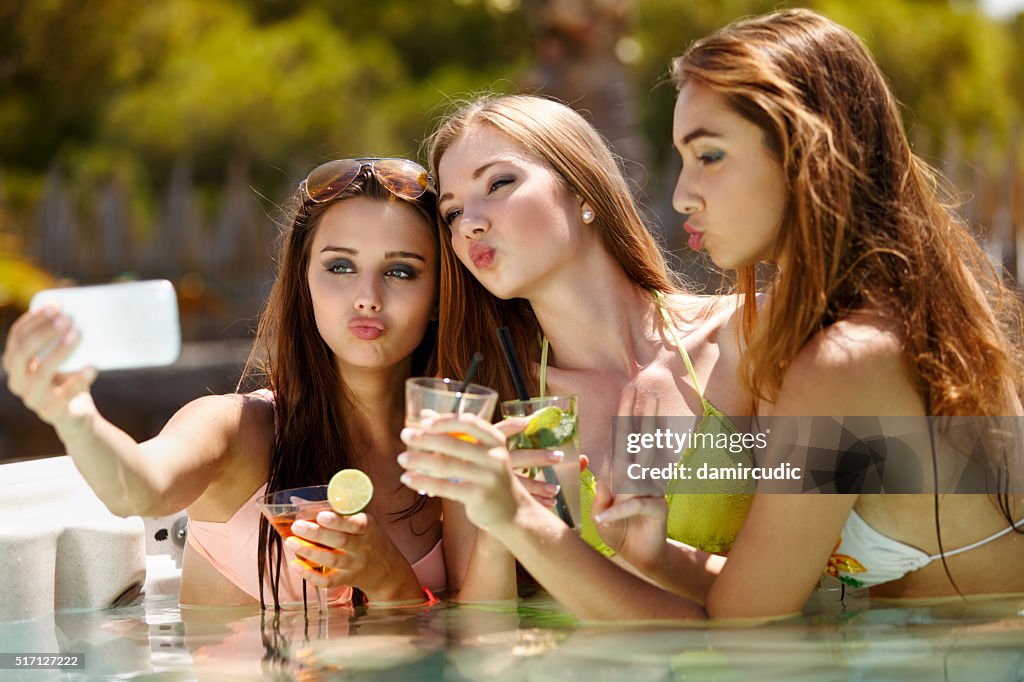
[29,279,182,372]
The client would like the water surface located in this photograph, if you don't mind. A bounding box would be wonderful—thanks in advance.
[1,587,1022,680]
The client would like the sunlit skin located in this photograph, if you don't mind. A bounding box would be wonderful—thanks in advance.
[672,80,788,270]
[307,198,438,379]
[437,124,598,301]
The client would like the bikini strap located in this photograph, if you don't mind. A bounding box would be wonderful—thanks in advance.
[539,335,550,398]
[650,289,711,410]
[928,516,1024,561]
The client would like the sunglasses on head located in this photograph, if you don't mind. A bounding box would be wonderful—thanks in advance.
[300,158,435,204]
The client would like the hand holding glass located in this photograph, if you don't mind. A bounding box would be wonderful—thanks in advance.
[404,378,499,433]
[255,485,335,613]
[501,395,581,528]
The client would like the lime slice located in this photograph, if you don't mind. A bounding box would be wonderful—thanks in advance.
[524,406,562,436]
[327,469,374,515]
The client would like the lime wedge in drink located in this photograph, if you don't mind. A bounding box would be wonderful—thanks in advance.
[524,406,562,435]
[327,468,374,515]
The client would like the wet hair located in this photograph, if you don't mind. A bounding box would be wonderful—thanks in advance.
[672,8,1024,584]
[240,169,439,610]
[671,8,1024,419]
[427,94,681,402]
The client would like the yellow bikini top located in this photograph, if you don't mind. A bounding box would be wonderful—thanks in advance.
[554,290,755,555]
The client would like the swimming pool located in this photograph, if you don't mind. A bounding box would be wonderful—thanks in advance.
[2,587,1022,680]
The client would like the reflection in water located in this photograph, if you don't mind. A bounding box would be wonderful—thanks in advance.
[0,589,1021,680]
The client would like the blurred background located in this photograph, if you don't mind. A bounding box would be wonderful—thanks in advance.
[2,0,1022,461]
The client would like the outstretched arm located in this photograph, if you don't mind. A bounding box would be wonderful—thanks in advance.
[3,308,269,517]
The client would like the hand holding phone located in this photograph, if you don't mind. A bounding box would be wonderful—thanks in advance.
[29,280,182,372]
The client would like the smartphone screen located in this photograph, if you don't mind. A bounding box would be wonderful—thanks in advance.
[29,280,182,372]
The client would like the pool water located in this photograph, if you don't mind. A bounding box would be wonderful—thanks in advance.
[1,588,1022,681]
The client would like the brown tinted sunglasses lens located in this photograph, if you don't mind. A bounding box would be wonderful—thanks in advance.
[304,159,362,202]
[373,159,432,198]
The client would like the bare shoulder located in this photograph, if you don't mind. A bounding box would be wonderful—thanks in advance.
[772,314,924,417]
[146,392,276,480]
[666,292,741,329]
[161,392,274,442]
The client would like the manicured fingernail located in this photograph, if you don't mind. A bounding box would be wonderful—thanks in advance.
[292,520,314,533]
[284,536,300,550]
[397,452,409,466]
[543,483,561,495]
[400,473,413,486]
[547,450,564,462]
[400,427,416,443]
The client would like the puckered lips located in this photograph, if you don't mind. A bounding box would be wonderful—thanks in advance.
[468,242,496,270]
[683,223,704,251]
[349,317,385,340]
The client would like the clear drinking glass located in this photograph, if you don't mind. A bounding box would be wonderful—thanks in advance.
[255,485,334,614]
[404,378,499,432]
[501,395,581,529]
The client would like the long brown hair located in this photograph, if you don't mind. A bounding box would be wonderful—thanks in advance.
[672,11,1024,567]
[671,9,1024,419]
[240,170,438,610]
[427,94,681,401]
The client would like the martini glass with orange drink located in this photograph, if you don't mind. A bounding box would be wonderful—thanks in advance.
[254,471,373,614]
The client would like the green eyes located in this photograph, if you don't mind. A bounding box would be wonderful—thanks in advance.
[327,260,417,280]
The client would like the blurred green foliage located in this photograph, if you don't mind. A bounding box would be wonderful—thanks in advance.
[0,0,531,206]
[0,0,1020,242]
[631,0,1024,169]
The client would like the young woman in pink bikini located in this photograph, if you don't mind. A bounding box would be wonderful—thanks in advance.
[3,158,448,608]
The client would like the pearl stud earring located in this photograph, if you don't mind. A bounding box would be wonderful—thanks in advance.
[582,209,595,223]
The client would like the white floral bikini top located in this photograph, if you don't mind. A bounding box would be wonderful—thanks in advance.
[826,509,1024,588]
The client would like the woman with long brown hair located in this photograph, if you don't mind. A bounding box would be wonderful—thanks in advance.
[400,10,1024,619]
[4,158,448,608]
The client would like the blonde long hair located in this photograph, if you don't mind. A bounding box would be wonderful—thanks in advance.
[427,94,681,401]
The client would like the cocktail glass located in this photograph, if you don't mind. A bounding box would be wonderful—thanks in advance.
[255,485,334,614]
[501,395,580,529]
[404,378,499,434]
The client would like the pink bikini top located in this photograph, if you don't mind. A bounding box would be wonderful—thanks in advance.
[185,389,445,605]
[187,483,446,605]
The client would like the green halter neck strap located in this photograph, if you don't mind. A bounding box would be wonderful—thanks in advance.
[538,334,550,398]
[652,289,711,410]
[537,289,707,407]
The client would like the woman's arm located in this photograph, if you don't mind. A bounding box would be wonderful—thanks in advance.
[451,518,518,602]
[705,317,924,617]
[3,308,269,517]
[400,414,706,619]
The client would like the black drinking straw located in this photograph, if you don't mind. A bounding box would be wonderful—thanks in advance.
[497,327,529,400]
[460,352,484,393]
[453,352,484,413]
[495,327,576,528]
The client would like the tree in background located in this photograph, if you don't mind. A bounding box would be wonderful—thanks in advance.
[1,0,1020,328]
